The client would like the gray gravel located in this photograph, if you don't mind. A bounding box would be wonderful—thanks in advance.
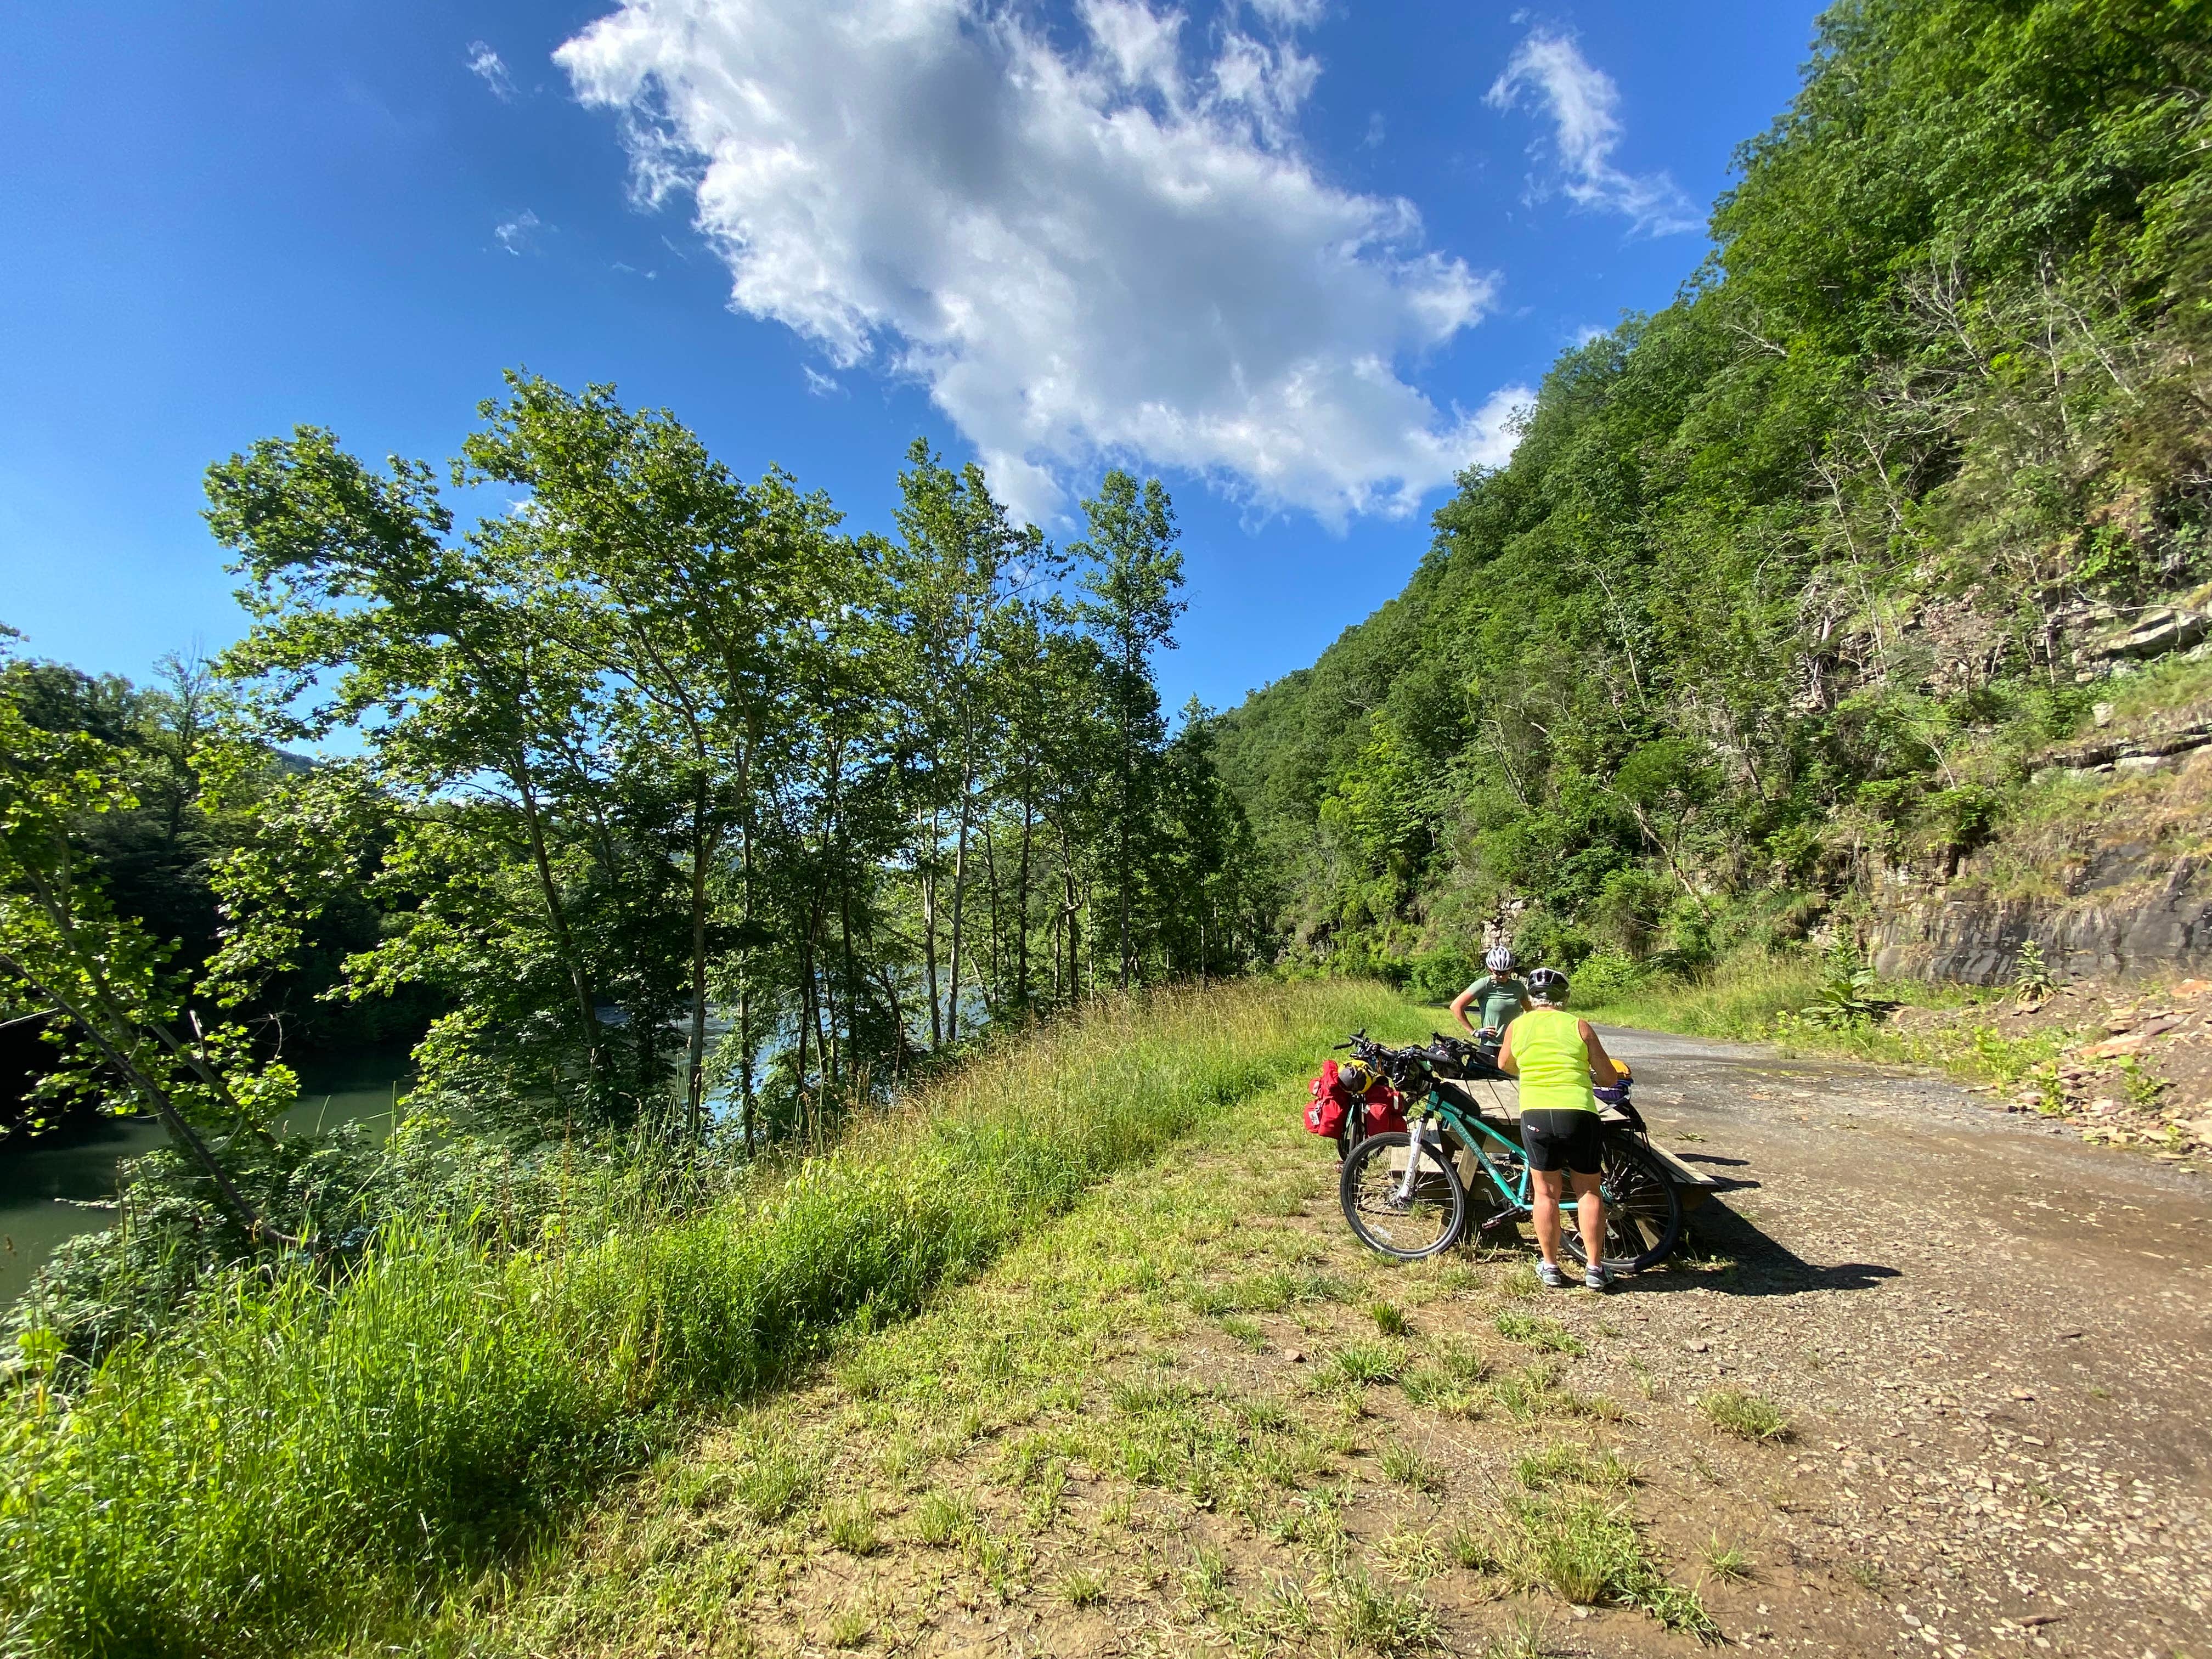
[1578,1026,2212,1658]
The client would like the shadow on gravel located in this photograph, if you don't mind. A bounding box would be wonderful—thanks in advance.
[1621,1198,1903,1299]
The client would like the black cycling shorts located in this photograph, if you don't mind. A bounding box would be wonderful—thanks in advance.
[1521,1109,1602,1175]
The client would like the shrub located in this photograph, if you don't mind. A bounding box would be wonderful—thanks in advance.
[1406,947,1478,1004]
[1570,947,1646,1004]
[1513,912,1592,973]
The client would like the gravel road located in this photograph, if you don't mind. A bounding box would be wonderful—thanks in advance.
[1583,1025,2212,1659]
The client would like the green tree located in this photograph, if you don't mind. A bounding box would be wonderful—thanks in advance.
[0,636,301,1241]
[1074,470,1184,990]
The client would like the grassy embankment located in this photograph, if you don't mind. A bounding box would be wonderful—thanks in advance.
[0,979,1407,1658]
[1568,951,2084,1097]
[388,998,1735,1658]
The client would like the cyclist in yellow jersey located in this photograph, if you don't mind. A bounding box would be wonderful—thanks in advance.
[1497,966,1623,1290]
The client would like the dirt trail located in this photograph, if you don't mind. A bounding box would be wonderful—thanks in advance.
[1581,1025,2212,1657]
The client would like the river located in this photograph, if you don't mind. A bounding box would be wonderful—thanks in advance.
[0,1051,412,1307]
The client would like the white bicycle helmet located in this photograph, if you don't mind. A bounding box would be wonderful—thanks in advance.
[1484,945,1515,974]
[1526,967,1569,1003]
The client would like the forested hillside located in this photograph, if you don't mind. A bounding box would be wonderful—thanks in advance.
[1216,0,2212,994]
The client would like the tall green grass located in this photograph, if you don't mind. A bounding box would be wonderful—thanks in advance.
[0,979,1403,1657]
[1572,951,1830,1041]
[1572,949,2085,1095]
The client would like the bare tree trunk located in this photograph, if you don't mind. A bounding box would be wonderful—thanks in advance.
[1064,866,1083,1002]
[739,817,757,1154]
[875,962,909,1086]
[921,809,943,1051]
[684,775,715,1140]
[1015,795,1034,1008]
[980,814,1002,1022]
[738,978,755,1155]
[947,762,973,1045]
[808,893,833,1119]
[513,765,602,1087]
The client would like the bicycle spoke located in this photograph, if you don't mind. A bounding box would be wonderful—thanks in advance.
[1340,1132,1464,1260]
[1561,1132,1683,1273]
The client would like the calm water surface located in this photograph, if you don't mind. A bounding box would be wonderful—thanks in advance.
[0,1053,411,1307]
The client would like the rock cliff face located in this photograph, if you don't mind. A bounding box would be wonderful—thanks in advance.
[1870,737,2212,986]
[1870,851,2212,985]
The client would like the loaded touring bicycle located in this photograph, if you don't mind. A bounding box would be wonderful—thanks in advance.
[1312,1030,1714,1271]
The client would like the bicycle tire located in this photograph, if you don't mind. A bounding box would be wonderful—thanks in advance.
[1340,1131,1466,1260]
[1560,1131,1682,1273]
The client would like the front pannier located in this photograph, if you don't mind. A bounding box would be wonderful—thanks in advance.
[1304,1058,1400,1139]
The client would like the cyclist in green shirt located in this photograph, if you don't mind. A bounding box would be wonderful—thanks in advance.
[1449,946,1531,1041]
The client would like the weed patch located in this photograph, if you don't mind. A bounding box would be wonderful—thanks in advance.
[1514,1442,1635,1491]
[1500,1495,1719,1641]
[1700,1388,1792,1442]
[1702,1534,1753,1582]
[1329,1567,1442,1655]
[1494,1311,1585,1353]
[1380,1440,1449,1493]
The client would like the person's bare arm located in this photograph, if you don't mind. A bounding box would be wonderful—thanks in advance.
[1449,985,1479,1034]
[1578,1020,1622,1087]
[1497,1020,1520,1076]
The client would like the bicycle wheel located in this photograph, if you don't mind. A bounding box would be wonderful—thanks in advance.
[1340,1131,1465,1260]
[1561,1132,1682,1273]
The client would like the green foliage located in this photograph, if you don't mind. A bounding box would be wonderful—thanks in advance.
[1795,951,1904,1030]
[1214,0,2212,977]
[2011,939,2056,1001]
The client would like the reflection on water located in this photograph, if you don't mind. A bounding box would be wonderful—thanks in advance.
[0,1052,412,1309]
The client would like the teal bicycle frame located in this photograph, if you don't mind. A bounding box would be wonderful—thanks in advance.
[1391,1081,1587,1227]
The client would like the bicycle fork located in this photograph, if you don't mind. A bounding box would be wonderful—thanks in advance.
[1394,1117,1428,1206]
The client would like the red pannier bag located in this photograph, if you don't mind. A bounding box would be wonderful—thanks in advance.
[1304,1060,1349,1138]
[1305,1059,1404,1138]
[1362,1091,1407,1136]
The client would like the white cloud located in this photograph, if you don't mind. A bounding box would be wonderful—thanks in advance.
[1485,29,1697,237]
[466,41,517,100]
[802,365,844,398]
[556,0,1510,524]
[494,209,543,255]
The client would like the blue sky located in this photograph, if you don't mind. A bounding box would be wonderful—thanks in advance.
[0,1,1822,717]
